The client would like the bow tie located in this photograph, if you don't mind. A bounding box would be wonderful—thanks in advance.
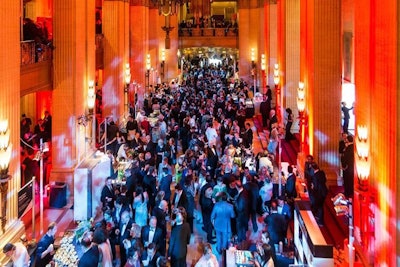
[150,228,155,232]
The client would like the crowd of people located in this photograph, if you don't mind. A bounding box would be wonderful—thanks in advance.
[6,62,332,267]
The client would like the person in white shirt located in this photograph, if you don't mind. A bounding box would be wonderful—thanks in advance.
[3,242,30,267]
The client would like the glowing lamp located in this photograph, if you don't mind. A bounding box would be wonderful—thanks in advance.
[251,48,255,62]
[0,119,11,176]
[146,54,151,71]
[87,80,96,112]
[297,98,306,113]
[356,125,370,184]
[273,64,280,85]
[261,54,266,71]
[124,64,131,85]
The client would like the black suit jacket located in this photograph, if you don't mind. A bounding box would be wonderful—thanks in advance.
[235,189,250,224]
[118,219,134,245]
[264,212,287,245]
[141,225,163,249]
[141,250,161,267]
[168,223,191,259]
[244,181,259,212]
[112,205,130,225]
[172,190,188,211]
[78,245,100,267]
[100,185,115,210]
[152,207,167,238]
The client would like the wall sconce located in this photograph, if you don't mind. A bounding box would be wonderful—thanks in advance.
[273,63,280,86]
[297,82,305,113]
[356,125,370,190]
[145,54,151,94]
[261,54,266,71]
[160,49,166,80]
[0,119,11,233]
[124,64,131,116]
[251,48,256,69]
[87,80,95,116]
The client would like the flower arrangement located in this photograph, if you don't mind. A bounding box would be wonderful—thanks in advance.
[74,218,94,242]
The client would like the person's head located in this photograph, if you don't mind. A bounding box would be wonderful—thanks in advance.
[126,247,139,262]
[81,231,94,248]
[175,183,183,193]
[105,177,113,186]
[175,211,184,224]
[115,197,123,209]
[3,243,15,258]
[130,223,141,238]
[159,200,168,213]
[306,154,314,162]
[149,216,157,228]
[121,211,131,224]
[93,228,107,244]
[156,256,168,267]
[288,165,293,174]
[347,135,354,143]
[261,231,270,244]
[201,242,213,260]
[278,195,286,206]
[311,162,319,171]
[103,209,112,221]
[257,243,273,261]
[47,222,57,237]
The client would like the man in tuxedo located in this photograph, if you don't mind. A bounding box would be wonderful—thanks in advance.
[310,163,328,226]
[112,197,130,226]
[277,196,292,222]
[211,192,235,254]
[141,216,163,252]
[158,167,172,204]
[241,122,253,149]
[141,243,161,267]
[168,212,191,267]
[206,141,219,179]
[200,187,215,244]
[285,165,297,200]
[244,175,259,233]
[117,211,133,266]
[100,177,115,211]
[172,183,188,212]
[264,201,287,245]
[235,181,250,243]
[151,200,169,256]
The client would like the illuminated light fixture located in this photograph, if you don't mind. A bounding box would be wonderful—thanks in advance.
[161,49,166,79]
[0,119,11,233]
[297,82,306,112]
[87,80,95,115]
[152,0,188,48]
[356,125,370,188]
[273,64,280,85]
[251,48,256,68]
[146,54,151,71]
[124,64,131,85]
[261,54,266,71]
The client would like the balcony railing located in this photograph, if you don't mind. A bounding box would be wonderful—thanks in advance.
[178,27,238,37]
[21,40,52,65]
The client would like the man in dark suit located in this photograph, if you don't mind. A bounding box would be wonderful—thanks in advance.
[310,163,328,226]
[235,181,250,243]
[244,175,259,233]
[117,211,133,266]
[100,177,115,210]
[158,167,172,204]
[259,95,271,128]
[211,192,235,254]
[285,165,297,200]
[200,187,215,244]
[112,197,130,226]
[168,211,191,267]
[78,231,100,267]
[264,201,287,245]
[342,135,354,198]
[151,200,168,256]
[141,243,161,267]
[206,143,219,179]
[141,216,163,252]
[241,122,253,149]
[171,183,188,212]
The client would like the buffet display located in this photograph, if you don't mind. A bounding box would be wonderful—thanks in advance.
[53,231,84,267]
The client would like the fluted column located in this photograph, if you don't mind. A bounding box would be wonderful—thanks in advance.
[52,0,96,191]
[0,0,25,256]
[300,0,341,181]
[238,0,262,84]
[103,0,130,120]
[282,0,300,131]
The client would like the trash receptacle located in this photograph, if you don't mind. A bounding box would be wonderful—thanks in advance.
[49,182,67,208]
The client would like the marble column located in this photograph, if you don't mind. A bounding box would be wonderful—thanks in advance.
[0,0,25,261]
[300,0,341,182]
[52,0,96,192]
[103,0,130,120]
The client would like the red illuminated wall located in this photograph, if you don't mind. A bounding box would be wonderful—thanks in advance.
[354,0,398,265]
